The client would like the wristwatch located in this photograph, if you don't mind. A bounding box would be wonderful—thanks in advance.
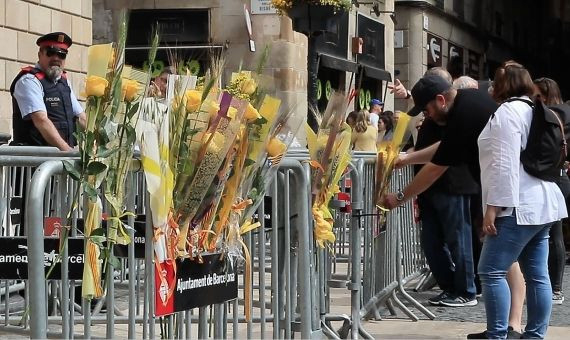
[405,90,412,99]
[396,189,405,202]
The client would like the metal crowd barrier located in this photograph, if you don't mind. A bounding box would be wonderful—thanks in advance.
[0,146,433,339]
[351,152,435,322]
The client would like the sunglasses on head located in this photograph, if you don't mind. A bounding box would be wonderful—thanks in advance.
[45,47,68,59]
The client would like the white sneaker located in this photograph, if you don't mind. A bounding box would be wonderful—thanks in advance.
[553,291,564,305]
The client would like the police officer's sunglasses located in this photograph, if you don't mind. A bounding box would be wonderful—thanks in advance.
[45,47,68,60]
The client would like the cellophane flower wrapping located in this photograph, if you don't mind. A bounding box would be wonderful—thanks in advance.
[306,91,352,248]
[374,112,413,210]
[74,13,152,300]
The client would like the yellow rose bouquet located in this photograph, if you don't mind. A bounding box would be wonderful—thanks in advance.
[374,112,413,211]
[174,94,247,258]
[306,91,352,248]
[270,0,352,14]
[208,87,303,322]
[238,99,304,225]
[61,12,155,299]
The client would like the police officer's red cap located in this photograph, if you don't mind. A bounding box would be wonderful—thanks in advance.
[36,32,72,50]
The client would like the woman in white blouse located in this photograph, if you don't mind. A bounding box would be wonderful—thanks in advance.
[477,61,567,339]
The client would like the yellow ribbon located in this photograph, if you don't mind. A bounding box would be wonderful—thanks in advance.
[232,199,253,212]
[239,218,261,235]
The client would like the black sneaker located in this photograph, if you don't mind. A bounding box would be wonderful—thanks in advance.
[467,327,521,339]
[428,291,452,305]
[507,326,522,339]
[440,295,478,307]
[467,330,487,339]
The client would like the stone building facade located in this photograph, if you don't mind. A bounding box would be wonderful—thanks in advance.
[0,0,92,135]
[92,0,395,143]
[393,0,537,113]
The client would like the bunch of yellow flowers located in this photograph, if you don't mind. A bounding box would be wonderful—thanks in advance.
[225,71,257,101]
[270,0,351,13]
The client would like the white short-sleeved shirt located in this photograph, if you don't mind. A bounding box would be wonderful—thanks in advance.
[478,96,567,225]
[12,66,84,120]
[369,112,380,127]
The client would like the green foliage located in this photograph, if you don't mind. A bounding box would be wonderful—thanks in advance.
[87,161,108,175]
[62,160,81,181]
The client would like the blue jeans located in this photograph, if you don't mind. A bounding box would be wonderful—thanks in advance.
[478,213,552,339]
[418,191,476,298]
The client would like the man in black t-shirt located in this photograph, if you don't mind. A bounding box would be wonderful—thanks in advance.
[383,75,498,305]
[415,116,480,306]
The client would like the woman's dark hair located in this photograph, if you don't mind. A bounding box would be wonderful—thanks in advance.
[492,60,535,103]
[380,114,394,132]
[533,77,562,106]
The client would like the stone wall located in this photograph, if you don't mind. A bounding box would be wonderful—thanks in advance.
[394,4,485,114]
[0,0,92,135]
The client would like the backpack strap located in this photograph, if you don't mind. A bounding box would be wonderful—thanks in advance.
[492,98,534,119]
[504,97,534,107]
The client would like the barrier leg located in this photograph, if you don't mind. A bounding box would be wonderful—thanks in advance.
[394,205,436,320]
[27,161,64,339]
[271,178,280,340]
[283,171,293,340]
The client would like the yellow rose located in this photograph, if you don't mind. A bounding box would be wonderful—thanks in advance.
[244,103,261,121]
[266,137,286,157]
[206,101,220,118]
[240,78,257,95]
[85,75,108,97]
[122,79,140,102]
[185,90,202,112]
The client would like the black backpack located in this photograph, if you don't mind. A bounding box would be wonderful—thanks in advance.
[505,98,569,182]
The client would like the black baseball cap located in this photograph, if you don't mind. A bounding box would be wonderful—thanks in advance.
[408,75,452,117]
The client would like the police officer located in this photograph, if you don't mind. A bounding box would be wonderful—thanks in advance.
[10,32,86,151]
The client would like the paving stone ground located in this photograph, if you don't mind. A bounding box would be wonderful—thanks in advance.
[1,264,569,338]
[395,264,570,328]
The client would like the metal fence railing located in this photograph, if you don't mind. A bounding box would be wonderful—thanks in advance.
[0,146,433,339]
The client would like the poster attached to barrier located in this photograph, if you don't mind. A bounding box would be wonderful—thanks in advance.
[0,237,84,280]
[154,254,238,316]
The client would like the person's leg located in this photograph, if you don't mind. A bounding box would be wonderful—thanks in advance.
[470,193,483,295]
[435,193,476,300]
[418,194,455,294]
[518,224,553,339]
[478,214,535,339]
[548,220,565,297]
[506,262,525,333]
